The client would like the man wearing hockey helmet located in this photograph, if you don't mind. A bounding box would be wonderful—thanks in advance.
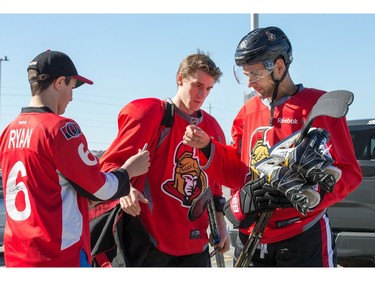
[183,26,361,267]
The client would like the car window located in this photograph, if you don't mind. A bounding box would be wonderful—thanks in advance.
[370,135,375,160]
[350,128,375,160]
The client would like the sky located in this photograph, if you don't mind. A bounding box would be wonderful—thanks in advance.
[1,1,375,153]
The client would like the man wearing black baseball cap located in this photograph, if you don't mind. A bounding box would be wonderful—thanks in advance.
[27,49,93,88]
[0,50,151,267]
[26,50,93,115]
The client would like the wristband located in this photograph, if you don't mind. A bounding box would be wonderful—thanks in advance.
[200,139,212,159]
[213,195,226,212]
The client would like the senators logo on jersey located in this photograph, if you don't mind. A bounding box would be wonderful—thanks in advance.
[162,142,207,207]
[248,127,273,181]
[60,122,82,140]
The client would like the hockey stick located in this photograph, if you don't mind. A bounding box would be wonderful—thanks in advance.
[207,196,226,267]
[188,186,226,267]
[234,209,273,267]
[234,89,354,267]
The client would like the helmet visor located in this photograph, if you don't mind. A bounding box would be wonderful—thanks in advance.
[233,65,273,84]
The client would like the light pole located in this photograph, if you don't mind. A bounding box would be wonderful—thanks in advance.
[244,14,259,103]
[0,56,9,128]
[251,13,259,30]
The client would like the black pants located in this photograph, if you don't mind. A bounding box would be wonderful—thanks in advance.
[234,215,336,267]
[141,243,211,267]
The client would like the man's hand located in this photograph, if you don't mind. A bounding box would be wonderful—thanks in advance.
[121,145,150,179]
[211,212,231,254]
[183,125,211,149]
[262,184,294,209]
[224,178,270,228]
[224,177,295,228]
[119,186,149,216]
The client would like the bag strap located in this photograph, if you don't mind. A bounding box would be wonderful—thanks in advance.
[161,99,175,128]
[94,252,112,267]
[89,199,119,221]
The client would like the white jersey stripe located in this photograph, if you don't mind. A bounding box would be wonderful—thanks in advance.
[93,172,119,200]
[58,171,82,250]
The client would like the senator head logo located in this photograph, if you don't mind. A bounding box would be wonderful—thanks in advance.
[162,142,207,207]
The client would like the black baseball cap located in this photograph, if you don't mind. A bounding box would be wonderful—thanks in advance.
[27,50,93,88]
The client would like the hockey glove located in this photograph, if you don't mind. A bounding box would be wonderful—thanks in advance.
[224,177,293,228]
[262,183,294,209]
[224,177,268,228]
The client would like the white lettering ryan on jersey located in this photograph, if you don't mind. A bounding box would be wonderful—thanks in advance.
[8,128,33,149]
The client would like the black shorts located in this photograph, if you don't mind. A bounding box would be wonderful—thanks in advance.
[141,243,211,267]
[234,214,336,267]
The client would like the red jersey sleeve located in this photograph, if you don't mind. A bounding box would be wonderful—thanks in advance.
[312,115,362,210]
[100,98,165,172]
[51,118,130,201]
[202,105,251,191]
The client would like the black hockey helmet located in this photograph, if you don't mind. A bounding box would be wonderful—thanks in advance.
[234,26,293,69]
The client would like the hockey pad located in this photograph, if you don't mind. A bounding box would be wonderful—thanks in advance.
[324,165,342,182]
[268,166,317,216]
[313,164,342,193]
[285,128,336,193]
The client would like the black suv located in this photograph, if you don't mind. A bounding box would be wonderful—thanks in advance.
[327,119,375,266]
[228,119,375,267]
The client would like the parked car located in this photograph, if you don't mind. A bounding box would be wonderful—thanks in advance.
[228,118,375,267]
[327,118,375,266]
[0,170,4,247]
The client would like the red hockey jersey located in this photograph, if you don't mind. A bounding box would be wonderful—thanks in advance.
[99,98,226,256]
[0,107,132,267]
[204,87,362,243]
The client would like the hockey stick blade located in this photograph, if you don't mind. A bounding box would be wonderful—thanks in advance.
[188,186,212,221]
[296,90,353,145]
[267,90,354,157]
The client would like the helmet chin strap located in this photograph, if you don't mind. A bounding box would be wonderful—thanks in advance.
[269,68,288,126]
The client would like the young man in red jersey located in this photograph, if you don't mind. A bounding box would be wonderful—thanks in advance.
[183,27,362,267]
[0,50,150,267]
[95,51,230,267]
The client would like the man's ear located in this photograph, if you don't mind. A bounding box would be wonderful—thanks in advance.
[176,72,183,86]
[274,58,286,79]
[53,76,65,90]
